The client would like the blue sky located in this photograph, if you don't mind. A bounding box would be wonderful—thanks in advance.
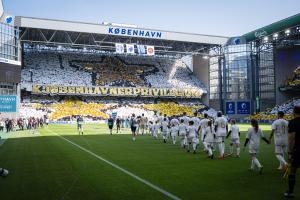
[3,0,300,36]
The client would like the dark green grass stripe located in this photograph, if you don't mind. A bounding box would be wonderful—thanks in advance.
[46,128,182,200]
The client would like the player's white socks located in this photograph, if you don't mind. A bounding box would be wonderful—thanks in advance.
[172,136,176,144]
[180,139,184,147]
[218,143,223,156]
[276,154,287,167]
[251,160,255,169]
[208,148,213,156]
[237,147,240,156]
[222,143,225,156]
[184,137,187,145]
[253,157,262,168]
[192,143,197,151]
[203,142,208,151]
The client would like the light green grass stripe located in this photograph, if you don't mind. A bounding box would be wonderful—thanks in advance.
[46,128,181,200]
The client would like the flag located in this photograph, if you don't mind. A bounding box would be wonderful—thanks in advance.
[137,45,146,55]
[146,46,155,56]
[115,43,124,54]
[126,44,135,54]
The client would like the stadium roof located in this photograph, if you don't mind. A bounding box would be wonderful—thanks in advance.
[15,16,229,56]
[242,13,300,42]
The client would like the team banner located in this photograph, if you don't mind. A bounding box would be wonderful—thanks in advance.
[32,85,204,98]
[146,46,155,56]
[115,43,124,53]
[126,44,135,54]
[0,95,17,112]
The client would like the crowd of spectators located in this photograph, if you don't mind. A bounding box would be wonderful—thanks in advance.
[0,117,46,133]
[18,96,216,122]
[18,49,213,122]
[282,66,300,88]
[21,50,207,94]
[250,98,300,121]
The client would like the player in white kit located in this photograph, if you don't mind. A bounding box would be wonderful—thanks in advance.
[191,112,201,132]
[244,119,270,174]
[149,121,155,137]
[180,112,190,148]
[214,111,228,159]
[153,121,160,139]
[199,113,210,150]
[269,111,289,170]
[161,118,169,143]
[170,116,179,126]
[157,113,164,135]
[178,119,188,148]
[170,124,179,144]
[226,119,240,157]
[187,121,199,154]
[203,120,216,159]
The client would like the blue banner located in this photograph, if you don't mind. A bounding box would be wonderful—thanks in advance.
[0,95,17,112]
[226,101,235,115]
[237,101,250,115]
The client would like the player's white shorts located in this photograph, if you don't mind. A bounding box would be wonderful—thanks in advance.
[140,124,145,129]
[187,136,194,143]
[203,141,214,146]
[179,134,185,138]
[274,137,287,154]
[217,131,227,138]
[249,145,259,154]
[215,136,225,143]
[231,138,240,145]
[275,145,287,154]
[162,131,168,136]
[193,138,199,145]
[274,137,287,146]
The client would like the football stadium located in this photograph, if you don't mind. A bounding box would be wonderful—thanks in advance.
[1,0,300,199]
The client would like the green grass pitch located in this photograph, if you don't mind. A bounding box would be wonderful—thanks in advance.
[0,123,299,200]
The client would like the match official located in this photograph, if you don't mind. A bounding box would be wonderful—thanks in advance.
[284,105,300,198]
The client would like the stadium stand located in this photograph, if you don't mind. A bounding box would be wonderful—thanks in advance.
[19,95,215,121]
[282,65,300,88]
[21,50,207,93]
[250,98,300,121]
[19,48,213,122]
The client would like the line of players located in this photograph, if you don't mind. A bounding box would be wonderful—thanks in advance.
[129,111,289,174]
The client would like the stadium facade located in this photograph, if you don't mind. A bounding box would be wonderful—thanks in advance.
[0,1,21,119]
[0,0,300,119]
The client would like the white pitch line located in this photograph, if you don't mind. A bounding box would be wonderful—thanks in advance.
[46,129,181,200]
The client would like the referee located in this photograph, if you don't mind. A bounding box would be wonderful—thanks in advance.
[284,105,300,198]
